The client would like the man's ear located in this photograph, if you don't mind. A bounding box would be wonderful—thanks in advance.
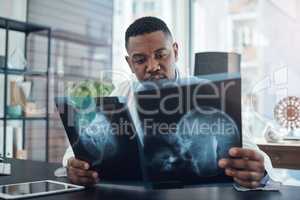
[125,56,135,73]
[172,42,179,62]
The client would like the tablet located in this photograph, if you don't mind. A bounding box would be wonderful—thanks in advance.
[0,180,84,199]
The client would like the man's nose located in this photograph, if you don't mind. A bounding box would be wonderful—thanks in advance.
[146,57,160,73]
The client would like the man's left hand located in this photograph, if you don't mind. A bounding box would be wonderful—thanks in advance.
[218,147,266,189]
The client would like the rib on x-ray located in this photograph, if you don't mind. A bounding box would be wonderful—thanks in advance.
[145,106,240,177]
[75,111,118,166]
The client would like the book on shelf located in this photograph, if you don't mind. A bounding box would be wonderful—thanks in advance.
[5,126,13,158]
[13,126,25,159]
[0,125,26,159]
[10,81,28,108]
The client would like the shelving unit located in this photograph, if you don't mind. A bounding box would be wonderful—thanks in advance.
[0,16,51,161]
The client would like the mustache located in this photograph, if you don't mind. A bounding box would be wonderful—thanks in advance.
[144,72,167,81]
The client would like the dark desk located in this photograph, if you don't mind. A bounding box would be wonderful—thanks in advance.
[0,159,299,200]
[256,139,300,169]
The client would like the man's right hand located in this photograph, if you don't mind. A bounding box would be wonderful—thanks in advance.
[67,157,99,186]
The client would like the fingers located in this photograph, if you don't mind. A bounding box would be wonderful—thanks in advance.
[68,157,89,170]
[219,149,266,189]
[233,177,261,189]
[68,170,99,186]
[225,168,264,182]
[219,158,265,172]
[68,166,98,178]
[67,157,99,186]
[68,168,97,180]
[229,148,264,162]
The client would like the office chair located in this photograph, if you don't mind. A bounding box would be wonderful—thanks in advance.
[194,52,241,76]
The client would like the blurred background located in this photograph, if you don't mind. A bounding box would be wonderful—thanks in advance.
[0,0,300,183]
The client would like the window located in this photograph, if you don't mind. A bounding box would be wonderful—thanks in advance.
[191,0,300,138]
[113,0,190,84]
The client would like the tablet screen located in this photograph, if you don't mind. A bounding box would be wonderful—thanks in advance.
[0,181,76,196]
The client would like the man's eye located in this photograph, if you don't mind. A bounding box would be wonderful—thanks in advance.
[156,53,168,59]
[134,59,145,64]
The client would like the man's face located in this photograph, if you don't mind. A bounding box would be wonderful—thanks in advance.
[126,31,178,81]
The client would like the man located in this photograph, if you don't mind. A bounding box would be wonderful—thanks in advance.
[63,16,274,188]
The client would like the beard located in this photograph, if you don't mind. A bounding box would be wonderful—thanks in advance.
[143,72,168,81]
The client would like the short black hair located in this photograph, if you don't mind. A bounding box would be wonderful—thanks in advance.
[125,16,173,49]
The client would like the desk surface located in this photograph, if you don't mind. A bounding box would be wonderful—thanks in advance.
[0,159,300,200]
[255,138,300,169]
[255,138,300,147]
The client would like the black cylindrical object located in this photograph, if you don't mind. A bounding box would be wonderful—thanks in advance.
[194,52,241,76]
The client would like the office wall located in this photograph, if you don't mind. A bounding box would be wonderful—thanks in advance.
[27,0,113,162]
[0,0,27,55]
[0,0,27,21]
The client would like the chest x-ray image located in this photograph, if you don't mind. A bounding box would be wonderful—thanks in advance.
[56,96,143,182]
[135,73,242,186]
[68,96,118,166]
[75,111,118,166]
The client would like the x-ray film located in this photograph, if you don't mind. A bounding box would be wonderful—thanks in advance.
[56,73,242,188]
[134,73,242,187]
[56,96,143,183]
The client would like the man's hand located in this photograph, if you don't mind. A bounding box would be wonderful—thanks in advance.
[67,157,99,186]
[218,147,265,189]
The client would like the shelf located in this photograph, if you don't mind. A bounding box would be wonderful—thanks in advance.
[0,68,48,76]
[53,72,101,81]
[0,16,51,161]
[0,16,50,33]
[0,117,48,121]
